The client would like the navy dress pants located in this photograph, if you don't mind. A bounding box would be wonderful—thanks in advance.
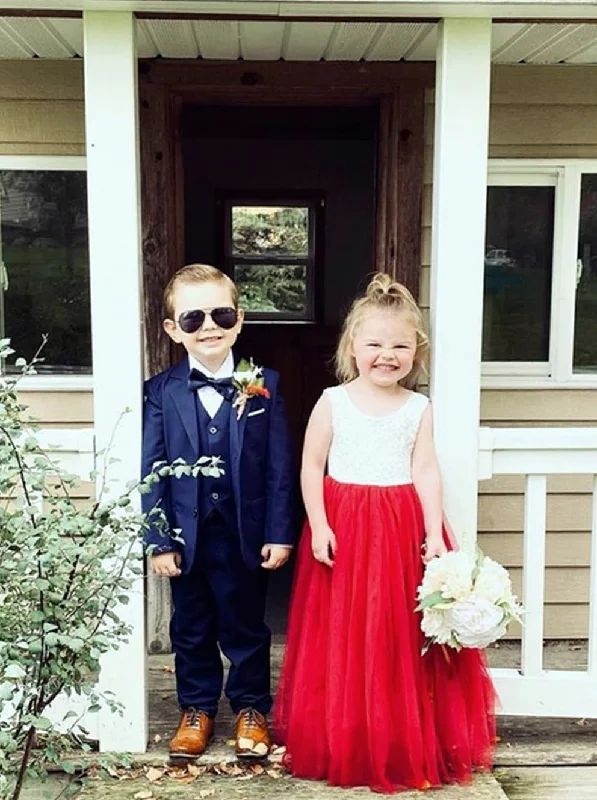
[169,513,271,717]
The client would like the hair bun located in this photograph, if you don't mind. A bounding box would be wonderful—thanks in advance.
[366,272,416,305]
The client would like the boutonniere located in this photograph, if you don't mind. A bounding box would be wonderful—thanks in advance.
[231,358,271,420]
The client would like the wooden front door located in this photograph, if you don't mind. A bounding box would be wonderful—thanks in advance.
[140,62,429,652]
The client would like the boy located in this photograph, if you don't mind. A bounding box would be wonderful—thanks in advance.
[142,264,295,761]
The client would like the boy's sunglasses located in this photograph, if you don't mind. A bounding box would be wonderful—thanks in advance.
[177,307,238,334]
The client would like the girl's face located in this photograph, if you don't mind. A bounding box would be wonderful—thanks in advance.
[351,310,418,388]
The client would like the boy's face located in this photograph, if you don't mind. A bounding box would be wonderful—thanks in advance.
[164,280,244,371]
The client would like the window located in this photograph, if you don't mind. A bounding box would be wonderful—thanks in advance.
[220,197,321,321]
[483,161,597,387]
[0,157,90,378]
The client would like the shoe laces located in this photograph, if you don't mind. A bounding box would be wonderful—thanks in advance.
[185,707,206,729]
[240,708,260,731]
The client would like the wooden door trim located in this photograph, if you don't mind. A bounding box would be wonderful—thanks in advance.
[140,62,430,377]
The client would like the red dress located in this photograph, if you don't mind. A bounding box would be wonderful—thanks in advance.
[274,388,496,793]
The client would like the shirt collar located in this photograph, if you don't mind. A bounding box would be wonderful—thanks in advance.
[188,350,234,380]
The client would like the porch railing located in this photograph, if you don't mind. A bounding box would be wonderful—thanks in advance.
[479,427,597,717]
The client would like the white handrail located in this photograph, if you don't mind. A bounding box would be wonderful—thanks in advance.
[479,425,597,717]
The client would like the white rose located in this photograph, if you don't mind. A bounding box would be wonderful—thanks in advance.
[421,609,453,645]
[419,551,473,602]
[474,557,513,605]
[448,597,507,649]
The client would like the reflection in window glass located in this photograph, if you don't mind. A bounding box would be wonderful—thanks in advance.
[232,206,308,257]
[483,186,554,362]
[575,174,597,373]
[234,264,307,314]
[227,202,315,320]
[0,170,90,373]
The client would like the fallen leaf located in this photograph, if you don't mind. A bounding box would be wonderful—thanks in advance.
[198,791,215,798]
[146,767,164,783]
[266,769,282,778]
[174,775,196,784]
[153,734,162,743]
[162,664,175,673]
[251,764,265,775]
[187,764,207,777]
[226,739,236,747]
[133,792,153,800]
[577,718,588,726]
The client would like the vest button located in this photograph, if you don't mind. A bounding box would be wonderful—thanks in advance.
[209,426,218,435]
[193,508,198,517]
[211,492,219,501]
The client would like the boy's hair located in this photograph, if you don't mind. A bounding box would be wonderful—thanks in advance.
[335,272,429,390]
[163,264,239,319]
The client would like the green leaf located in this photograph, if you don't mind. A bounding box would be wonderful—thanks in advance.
[415,590,445,610]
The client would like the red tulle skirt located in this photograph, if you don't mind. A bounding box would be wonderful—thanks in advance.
[274,478,496,793]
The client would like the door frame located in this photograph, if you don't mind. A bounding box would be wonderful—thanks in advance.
[139,59,433,378]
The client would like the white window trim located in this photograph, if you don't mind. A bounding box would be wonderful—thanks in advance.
[482,158,597,390]
[0,154,91,391]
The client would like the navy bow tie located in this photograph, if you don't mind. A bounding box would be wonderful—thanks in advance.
[188,369,236,402]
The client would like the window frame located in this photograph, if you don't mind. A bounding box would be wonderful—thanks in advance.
[482,159,596,390]
[0,154,92,392]
[217,191,324,324]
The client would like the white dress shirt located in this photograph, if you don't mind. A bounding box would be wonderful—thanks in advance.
[189,351,235,419]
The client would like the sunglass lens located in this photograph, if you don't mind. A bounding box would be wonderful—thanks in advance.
[178,309,206,333]
[211,307,238,329]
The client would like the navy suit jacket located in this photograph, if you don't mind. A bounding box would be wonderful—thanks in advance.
[141,357,296,573]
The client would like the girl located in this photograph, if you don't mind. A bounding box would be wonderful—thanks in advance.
[274,274,496,793]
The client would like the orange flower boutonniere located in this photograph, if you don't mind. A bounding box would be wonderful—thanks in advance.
[232,358,271,420]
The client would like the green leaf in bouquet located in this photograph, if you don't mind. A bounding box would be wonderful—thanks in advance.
[415,590,445,611]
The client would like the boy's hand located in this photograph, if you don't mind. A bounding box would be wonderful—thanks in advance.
[261,545,291,570]
[151,552,182,577]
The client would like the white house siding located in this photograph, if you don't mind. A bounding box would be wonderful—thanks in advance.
[422,64,597,639]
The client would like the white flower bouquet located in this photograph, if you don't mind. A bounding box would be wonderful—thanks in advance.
[416,549,522,653]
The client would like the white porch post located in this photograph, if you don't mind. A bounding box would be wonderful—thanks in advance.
[83,11,147,752]
[430,18,491,551]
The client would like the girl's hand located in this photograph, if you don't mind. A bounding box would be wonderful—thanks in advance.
[312,525,337,568]
[422,536,447,564]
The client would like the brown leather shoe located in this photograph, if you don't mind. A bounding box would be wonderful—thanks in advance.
[235,707,271,759]
[169,708,214,760]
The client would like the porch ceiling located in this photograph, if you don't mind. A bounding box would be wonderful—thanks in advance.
[2,16,597,62]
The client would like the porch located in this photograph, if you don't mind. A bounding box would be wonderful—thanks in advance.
[2,0,597,758]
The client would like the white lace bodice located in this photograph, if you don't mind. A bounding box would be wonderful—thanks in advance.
[324,385,429,486]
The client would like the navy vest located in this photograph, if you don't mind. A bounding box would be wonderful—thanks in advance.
[196,397,236,531]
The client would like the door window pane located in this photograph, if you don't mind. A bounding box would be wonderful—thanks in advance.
[0,170,90,373]
[483,185,555,362]
[232,206,309,257]
[234,264,307,314]
[574,174,597,373]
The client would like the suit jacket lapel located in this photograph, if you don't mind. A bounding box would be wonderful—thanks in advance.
[169,360,199,456]
[229,353,248,504]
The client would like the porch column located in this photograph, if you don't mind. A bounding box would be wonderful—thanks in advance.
[429,19,491,551]
[83,11,147,751]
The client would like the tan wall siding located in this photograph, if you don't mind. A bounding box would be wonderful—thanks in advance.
[18,392,93,427]
[0,61,84,155]
[421,65,597,638]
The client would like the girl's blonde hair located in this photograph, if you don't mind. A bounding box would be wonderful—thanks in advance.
[335,273,429,390]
